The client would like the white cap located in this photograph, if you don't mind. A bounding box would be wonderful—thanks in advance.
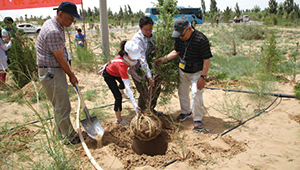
[125,41,142,60]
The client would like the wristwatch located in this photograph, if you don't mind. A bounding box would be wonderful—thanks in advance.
[200,75,207,80]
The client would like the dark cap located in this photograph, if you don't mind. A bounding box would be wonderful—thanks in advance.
[4,17,14,24]
[172,17,190,38]
[54,2,83,20]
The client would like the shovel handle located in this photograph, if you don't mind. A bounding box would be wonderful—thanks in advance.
[74,85,92,121]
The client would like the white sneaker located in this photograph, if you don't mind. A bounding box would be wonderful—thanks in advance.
[116,119,130,126]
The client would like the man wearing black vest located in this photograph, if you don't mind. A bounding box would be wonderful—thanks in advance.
[155,17,212,129]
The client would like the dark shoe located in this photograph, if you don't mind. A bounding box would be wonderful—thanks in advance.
[64,136,81,145]
[193,121,203,129]
[177,112,192,121]
[152,109,163,114]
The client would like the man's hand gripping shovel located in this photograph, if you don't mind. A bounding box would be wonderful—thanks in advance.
[74,85,104,139]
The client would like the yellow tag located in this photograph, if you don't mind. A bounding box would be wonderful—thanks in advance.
[179,63,185,69]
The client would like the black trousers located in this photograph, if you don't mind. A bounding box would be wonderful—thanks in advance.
[103,68,125,112]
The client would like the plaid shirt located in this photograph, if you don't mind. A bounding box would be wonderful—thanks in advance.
[36,18,68,67]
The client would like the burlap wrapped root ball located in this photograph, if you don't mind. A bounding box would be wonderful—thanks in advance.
[130,110,162,141]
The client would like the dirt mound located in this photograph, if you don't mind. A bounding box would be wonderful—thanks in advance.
[21,81,43,98]
[206,79,241,88]
[289,114,300,124]
[75,114,247,169]
[10,81,43,99]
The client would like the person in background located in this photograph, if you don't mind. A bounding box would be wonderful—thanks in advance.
[155,17,213,130]
[0,29,13,88]
[36,2,83,145]
[101,40,141,126]
[129,16,162,114]
[2,17,18,65]
[1,17,17,43]
[75,28,85,47]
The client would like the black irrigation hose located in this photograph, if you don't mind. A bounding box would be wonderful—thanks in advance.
[213,95,280,140]
[205,86,295,140]
[205,87,296,98]
[3,99,130,133]
[161,159,177,167]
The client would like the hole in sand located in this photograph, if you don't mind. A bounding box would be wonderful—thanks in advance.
[131,130,168,156]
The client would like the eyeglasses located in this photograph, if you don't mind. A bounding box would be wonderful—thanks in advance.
[180,27,189,38]
[142,28,152,33]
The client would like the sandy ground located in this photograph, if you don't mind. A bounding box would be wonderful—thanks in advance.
[1,25,300,170]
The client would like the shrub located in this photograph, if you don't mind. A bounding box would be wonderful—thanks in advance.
[236,24,266,40]
[72,46,100,72]
[294,83,300,100]
[7,32,37,88]
[209,71,228,80]
[260,29,283,73]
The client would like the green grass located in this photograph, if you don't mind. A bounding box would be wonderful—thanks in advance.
[84,89,98,102]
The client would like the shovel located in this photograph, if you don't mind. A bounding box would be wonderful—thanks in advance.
[74,85,104,139]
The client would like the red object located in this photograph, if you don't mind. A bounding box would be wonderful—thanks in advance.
[0,70,7,88]
[106,55,130,79]
[0,0,82,11]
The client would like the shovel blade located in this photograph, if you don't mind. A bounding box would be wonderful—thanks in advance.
[81,116,104,140]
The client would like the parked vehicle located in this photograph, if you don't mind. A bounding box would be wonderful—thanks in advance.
[145,6,204,26]
[243,15,250,22]
[17,23,41,33]
[233,15,250,23]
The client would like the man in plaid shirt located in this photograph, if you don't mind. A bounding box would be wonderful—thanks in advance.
[36,2,82,145]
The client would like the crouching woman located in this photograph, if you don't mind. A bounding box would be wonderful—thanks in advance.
[102,40,141,126]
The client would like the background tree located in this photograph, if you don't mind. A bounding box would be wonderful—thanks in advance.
[210,0,218,14]
[123,5,129,26]
[223,6,232,23]
[127,5,133,18]
[294,3,300,19]
[201,0,206,14]
[284,0,294,14]
[19,16,24,22]
[94,7,99,17]
[87,7,93,17]
[107,7,113,19]
[118,7,124,19]
[25,14,28,22]
[118,7,124,27]
[252,5,261,13]
[136,10,145,20]
[140,0,179,109]
[278,2,285,16]
[269,0,278,14]
[234,2,241,17]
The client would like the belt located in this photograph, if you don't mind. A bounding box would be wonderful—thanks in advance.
[38,66,61,68]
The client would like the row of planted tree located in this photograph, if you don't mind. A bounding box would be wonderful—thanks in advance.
[7,0,299,29]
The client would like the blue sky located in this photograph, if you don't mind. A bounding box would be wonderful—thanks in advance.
[0,0,299,20]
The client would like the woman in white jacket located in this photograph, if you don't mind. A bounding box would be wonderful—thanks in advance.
[101,40,142,126]
[0,30,13,88]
